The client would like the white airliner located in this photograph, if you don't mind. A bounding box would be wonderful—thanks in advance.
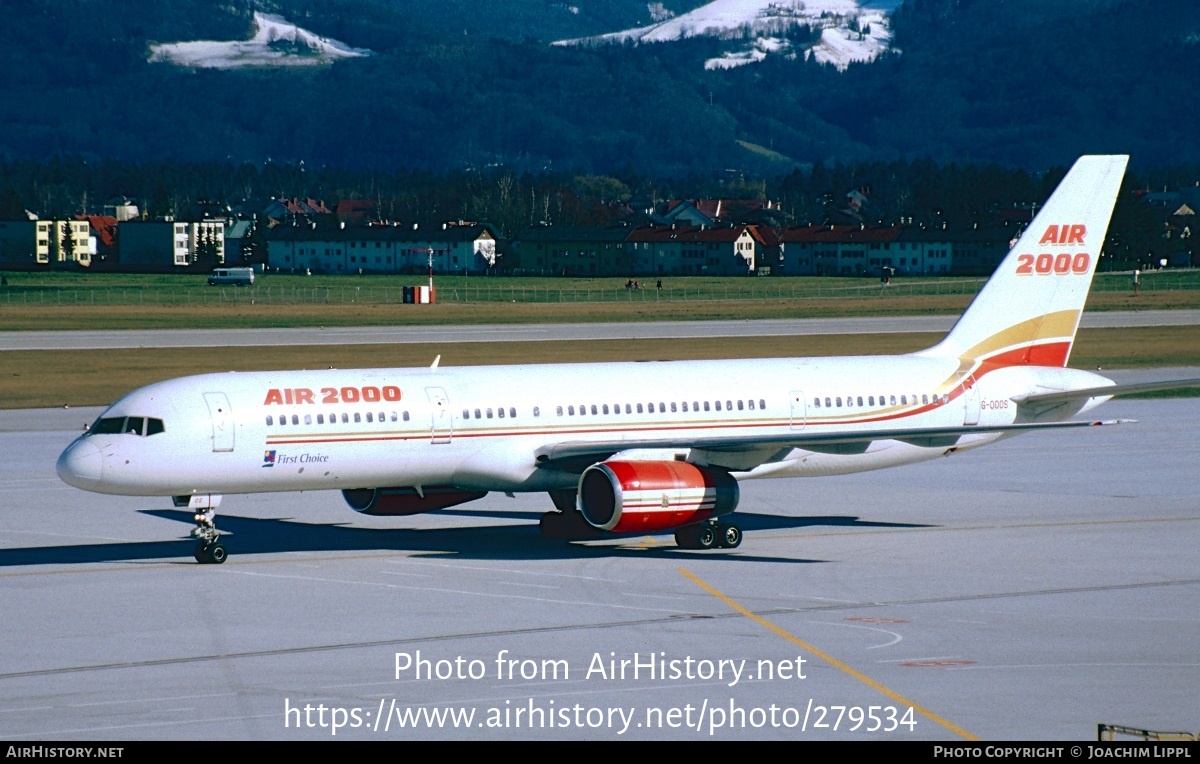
[56,155,1196,563]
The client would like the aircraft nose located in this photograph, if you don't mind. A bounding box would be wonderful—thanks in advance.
[57,440,104,491]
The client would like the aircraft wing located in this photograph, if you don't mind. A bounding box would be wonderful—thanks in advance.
[533,418,1132,473]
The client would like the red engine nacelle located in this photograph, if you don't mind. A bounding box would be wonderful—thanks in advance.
[342,486,487,516]
[577,461,739,534]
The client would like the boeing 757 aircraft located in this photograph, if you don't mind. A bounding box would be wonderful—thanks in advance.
[56,155,1196,563]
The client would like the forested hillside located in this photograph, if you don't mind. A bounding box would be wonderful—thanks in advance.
[0,0,1196,173]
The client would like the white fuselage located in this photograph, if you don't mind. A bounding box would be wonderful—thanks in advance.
[56,353,1111,499]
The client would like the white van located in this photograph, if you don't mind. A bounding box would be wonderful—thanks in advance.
[207,267,255,286]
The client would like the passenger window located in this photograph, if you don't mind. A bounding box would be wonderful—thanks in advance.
[682,402,689,412]
[636,403,643,414]
[317,414,324,424]
[391,412,398,422]
[813,398,821,408]
[498,408,505,418]
[462,409,470,419]
[266,415,274,426]
[715,401,722,411]
[889,396,896,405]
[353,413,361,423]
[704,401,710,411]
[366,412,373,423]
[901,395,907,405]
[569,405,575,415]
[868,396,875,406]
[602,404,609,415]
[556,406,563,416]
[591,405,598,415]
[475,408,482,419]
[403,411,410,421]
[670,402,677,412]
[737,400,743,410]
[486,408,493,418]
[857,397,863,406]
[342,413,350,423]
[292,415,299,425]
[747,400,754,410]
[305,414,313,425]
[509,408,516,418]
[534,407,541,417]
[759,399,766,409]
[625,404,632,414]
[836,397,843,407]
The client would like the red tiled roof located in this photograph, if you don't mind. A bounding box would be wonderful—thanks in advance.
[77,215,118,248]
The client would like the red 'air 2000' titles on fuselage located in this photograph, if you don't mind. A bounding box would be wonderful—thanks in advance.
[263,386,403,405]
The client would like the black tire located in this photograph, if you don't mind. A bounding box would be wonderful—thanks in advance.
[194,541,211,564]
[720,524,742,549]
[674,525,699,549]
[208,543,228,564]
[696,525,716,550]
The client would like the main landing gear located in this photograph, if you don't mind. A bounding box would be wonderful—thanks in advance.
[191,508,228,564]
[674,520,742,550]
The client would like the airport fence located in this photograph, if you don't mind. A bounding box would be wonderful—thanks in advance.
[0,271,1195,307]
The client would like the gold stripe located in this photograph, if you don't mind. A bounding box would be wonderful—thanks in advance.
[679,567,980,741]
[957,310,1079,364]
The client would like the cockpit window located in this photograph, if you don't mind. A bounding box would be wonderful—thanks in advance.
[89,416,165,437]
[89,417,125,435]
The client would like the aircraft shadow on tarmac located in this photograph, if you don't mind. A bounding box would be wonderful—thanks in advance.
[0,509,932,567]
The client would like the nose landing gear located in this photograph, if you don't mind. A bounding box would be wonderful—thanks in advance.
[188,505,227,564]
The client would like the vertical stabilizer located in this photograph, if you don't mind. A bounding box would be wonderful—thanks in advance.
[920,155,1128,370]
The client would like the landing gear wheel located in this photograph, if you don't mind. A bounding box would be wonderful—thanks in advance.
[718,523,742,549]
[675,523,717,550]
[674,525,697,549]
[193,541,228,564]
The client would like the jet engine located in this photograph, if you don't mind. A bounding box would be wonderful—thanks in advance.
[342,486,487,516]
[577,460,739,533]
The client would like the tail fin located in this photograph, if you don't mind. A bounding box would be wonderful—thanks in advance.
[921,155,1128,370]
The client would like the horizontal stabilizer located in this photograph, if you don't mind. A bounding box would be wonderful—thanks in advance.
[1013,378,1200,405]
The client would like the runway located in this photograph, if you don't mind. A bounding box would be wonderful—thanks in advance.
[1,309,1198,350]
[1,397,1197,741]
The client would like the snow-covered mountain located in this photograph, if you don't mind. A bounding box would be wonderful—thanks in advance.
[148,12,374,69]
[554,0,898,71]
